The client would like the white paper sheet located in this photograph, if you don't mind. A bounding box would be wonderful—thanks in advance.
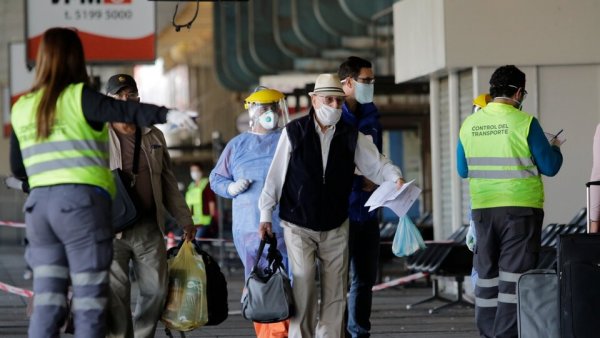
[544,130,566,146]
[365,179,422,217]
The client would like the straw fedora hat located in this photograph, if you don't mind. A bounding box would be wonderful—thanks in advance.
[308,73,346,97]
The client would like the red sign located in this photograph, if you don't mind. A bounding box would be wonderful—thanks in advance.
[26,0,155,65]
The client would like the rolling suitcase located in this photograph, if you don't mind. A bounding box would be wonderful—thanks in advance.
[516,269,559,338]
[557,181,600,338]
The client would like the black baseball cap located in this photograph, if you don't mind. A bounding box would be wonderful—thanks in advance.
[105,74,138,95]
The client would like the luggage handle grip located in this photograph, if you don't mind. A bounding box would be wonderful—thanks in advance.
[253,236,279,272]
[586,180,600,188]
[585,181,600,233]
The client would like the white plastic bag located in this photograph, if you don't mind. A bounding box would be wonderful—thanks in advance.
[392,215,426,257]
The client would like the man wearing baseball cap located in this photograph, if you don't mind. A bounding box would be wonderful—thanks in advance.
[258,73,405,338]
[106,74,138,97]
[104,74,195,338]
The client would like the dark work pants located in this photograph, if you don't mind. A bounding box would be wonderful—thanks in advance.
[472,206,543,338]
[346,219,380,338]
[25,185,113,338]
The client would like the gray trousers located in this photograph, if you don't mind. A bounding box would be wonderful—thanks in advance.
[107,217,168,338]
[25,185,113,338]
[472,206,543,338]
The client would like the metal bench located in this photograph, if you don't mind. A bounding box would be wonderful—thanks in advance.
[406,224,473,314]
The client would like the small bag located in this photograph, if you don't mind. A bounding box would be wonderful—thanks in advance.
[161,241,209,331]
[111,169,139,233]
[242,236,294,323]
[392,215,426,257]
[111,128,141,233]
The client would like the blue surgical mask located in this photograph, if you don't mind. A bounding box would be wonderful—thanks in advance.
[353,80,374,104]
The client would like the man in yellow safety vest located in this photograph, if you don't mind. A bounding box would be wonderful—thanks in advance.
[457,65,563,338]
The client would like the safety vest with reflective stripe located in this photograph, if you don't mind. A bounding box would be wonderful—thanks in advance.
[459,102,543,209]
[186,178,212,226]
[11,83,115,197]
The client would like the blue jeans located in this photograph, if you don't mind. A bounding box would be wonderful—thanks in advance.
[194,225,211,240]
[347,219,380,338]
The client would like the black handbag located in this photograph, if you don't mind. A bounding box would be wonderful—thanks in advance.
[111,128,142,233]
[241,236,294,323]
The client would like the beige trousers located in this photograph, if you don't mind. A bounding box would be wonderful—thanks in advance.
[282,220,349,338]
[107,218,168,338]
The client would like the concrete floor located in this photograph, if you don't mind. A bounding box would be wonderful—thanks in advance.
[0,241,478,338]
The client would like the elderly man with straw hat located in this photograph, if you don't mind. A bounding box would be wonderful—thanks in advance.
[258,73,405,338]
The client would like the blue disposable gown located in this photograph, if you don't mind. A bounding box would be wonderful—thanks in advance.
[209,130,288,279]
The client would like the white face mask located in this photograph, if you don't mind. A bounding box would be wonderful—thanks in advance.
[315,104,342,126]
[258,110,279,131]
[353,80,374,104]
[190,171,202,181]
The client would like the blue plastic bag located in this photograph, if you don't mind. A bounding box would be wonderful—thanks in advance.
[392,215,426,257]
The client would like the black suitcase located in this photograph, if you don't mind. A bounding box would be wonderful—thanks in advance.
[557,181,600,338]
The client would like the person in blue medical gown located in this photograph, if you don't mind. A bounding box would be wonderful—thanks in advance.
[210,87,290,275]
[209,87,290,337]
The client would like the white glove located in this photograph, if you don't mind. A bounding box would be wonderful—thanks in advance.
[166,110,198,130]
[4,176,23,191]
[466,221,476,252]
[227,179,251,196]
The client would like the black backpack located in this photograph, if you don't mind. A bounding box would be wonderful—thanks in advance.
[166,240,228,326]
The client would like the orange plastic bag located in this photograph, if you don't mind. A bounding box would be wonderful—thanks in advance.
[161,240,208,331]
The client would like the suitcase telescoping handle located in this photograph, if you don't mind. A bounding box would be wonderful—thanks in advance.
[585,181,600,233]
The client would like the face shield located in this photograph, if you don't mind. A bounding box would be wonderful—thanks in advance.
[248,98,289,133]
[244,88,289,134]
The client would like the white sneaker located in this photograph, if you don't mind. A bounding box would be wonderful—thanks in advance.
[23,269,33,280]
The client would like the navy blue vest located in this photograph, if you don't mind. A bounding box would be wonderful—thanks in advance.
[279,112,358,231]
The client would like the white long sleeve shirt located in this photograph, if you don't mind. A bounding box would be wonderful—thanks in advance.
[259,120,403,223]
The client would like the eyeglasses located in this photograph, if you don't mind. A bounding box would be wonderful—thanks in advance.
[317,95,344,106]
[355,77,375,84]
[507,85,527,96]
